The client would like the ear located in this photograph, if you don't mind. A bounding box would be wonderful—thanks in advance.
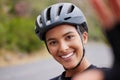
[82,32,88,45]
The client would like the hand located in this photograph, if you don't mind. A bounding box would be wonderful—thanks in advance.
[89,0,120,30]
[72,69,104,80]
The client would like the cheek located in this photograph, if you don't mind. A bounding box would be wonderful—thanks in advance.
[72,39,84,56]
[72,38,83,49]
[47,46,58,55]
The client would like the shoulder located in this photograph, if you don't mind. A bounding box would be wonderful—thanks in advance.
[96,66,112,80]
[90,65,111,76]
[50,71,66,80]
[97,67,111,73]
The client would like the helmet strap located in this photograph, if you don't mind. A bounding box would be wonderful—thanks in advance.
[44,40,51,53]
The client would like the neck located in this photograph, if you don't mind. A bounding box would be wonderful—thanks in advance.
[65,58,91,77]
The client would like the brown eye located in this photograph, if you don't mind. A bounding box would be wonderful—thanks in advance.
[66,35,74,40]
[49,40,57,46]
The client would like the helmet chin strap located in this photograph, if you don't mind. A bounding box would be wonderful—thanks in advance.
[64,25,85,70]
[64,48,85,70]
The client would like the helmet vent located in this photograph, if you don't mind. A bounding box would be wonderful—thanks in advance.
[46,7,51,21]
[67,5,74,14]
[58,5,63,16]
[39,17,42,24]
[64,17,71,20]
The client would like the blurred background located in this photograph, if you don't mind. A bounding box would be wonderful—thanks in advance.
[0,0,113,80]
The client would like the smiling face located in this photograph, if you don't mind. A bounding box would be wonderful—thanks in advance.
[45,24,88,69]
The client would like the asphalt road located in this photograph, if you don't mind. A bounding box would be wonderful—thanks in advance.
[0,42,113,80]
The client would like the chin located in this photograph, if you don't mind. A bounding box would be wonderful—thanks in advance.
[64,64,76,70]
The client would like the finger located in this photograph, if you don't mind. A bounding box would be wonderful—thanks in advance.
[109,0,120,22]
[89,0,115,29]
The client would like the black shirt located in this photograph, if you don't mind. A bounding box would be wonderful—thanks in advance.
[50,65,110,80]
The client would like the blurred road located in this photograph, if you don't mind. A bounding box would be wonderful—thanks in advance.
[0,42,113,80]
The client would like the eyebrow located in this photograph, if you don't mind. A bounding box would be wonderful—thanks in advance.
[46,31,74,42]
[63,31,74,37]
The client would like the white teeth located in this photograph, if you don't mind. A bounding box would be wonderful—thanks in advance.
[61,53,73,59]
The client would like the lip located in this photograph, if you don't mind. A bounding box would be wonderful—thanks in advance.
[60,52,74,60]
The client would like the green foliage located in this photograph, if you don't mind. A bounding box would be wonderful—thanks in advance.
[0,0,54,53]
[0,17,44,52]
[87,16,106,41]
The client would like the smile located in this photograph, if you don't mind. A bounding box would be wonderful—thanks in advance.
[61,52,74,59]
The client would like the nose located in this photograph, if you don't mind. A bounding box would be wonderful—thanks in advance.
[59,41,69,53]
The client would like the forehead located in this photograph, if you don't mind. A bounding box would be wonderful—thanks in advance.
[45,24,77,39]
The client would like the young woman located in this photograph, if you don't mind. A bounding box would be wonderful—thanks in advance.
[35,3,110,80]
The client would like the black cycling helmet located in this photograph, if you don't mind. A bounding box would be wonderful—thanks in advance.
[35,3,88,41]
